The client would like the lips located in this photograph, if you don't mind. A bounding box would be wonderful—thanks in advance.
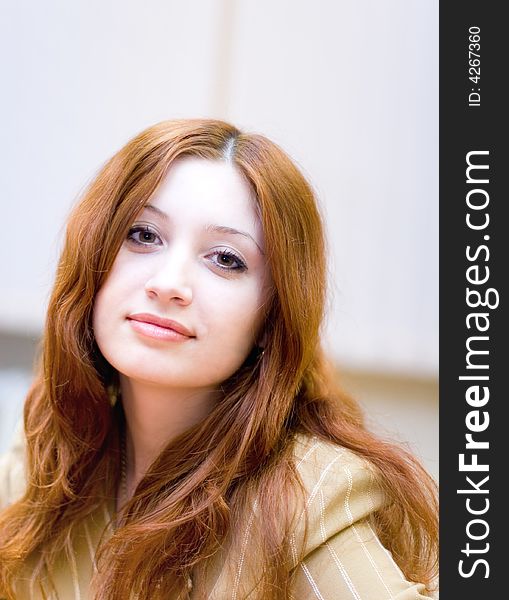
[127,313,195,337]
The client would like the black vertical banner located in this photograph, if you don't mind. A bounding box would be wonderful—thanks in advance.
[440,2,506,597]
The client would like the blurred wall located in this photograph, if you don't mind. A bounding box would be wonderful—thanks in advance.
[0,1,438,480]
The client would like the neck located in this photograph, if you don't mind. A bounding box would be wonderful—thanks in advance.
[118,375,218,498]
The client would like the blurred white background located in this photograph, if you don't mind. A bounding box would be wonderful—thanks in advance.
[0,0,438,479]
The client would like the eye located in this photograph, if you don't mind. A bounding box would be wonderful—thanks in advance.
[209,249,247,273]
[126,225,162,247]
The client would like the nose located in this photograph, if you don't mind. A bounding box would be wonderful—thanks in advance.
[144,249,193,305]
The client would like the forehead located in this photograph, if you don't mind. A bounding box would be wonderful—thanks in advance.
[145,157,262,233]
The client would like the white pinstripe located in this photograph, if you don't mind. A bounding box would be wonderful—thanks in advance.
[290,512,324,600]
[320,488,362,600]
[290,532,299,566]
[344,467,395,599]
[325,542,362,600]
[364,470,407,582]
[0,437,426,599]
[319,490,327,541]
[343,467,354,525]
[290,452,345,566]
[231,497,259,600]
[300,560,326,600]
[291,452,364,600]
[351,523,395,599]
[211,438,321,599]
[304,453,345,514]
[367,521,407,580]
[296,438,321,468]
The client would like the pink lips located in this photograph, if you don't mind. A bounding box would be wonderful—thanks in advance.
[127,313,195,341]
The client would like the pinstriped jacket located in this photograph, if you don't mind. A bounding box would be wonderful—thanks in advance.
[0,424,434,599]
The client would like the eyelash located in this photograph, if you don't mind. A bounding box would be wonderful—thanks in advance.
[126,226,248,273]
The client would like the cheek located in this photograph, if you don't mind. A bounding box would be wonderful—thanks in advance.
[91,287,110,347]
[92,271,127,339]
[92,261,135,321]
[207,285,266,345]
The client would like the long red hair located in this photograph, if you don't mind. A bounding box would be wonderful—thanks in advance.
[0,119,437,599]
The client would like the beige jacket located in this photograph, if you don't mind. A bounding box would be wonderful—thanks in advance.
[0,424,433,599]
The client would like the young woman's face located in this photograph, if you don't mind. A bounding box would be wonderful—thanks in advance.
[92,157,271,394]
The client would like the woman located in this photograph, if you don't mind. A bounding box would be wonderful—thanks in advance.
[0,119,438,599]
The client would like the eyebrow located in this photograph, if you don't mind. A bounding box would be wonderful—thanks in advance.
[142,204,264,255]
